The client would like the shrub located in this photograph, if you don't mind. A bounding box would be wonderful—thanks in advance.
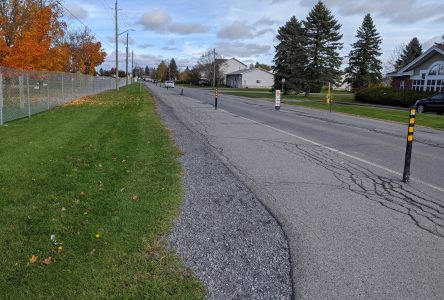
[355,87,434,107]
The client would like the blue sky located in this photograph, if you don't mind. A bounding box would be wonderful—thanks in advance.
[63,0,444,71]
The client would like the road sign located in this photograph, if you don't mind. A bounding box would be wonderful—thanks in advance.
[275,90,281,110]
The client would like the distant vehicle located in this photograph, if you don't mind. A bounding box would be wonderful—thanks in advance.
[165,80,175,88]
[198,79,210,86]
[415,92,444,115]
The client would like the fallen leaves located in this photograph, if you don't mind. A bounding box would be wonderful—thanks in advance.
[41,257,54,265]
[30,255,38,263]
[132,195,140,202]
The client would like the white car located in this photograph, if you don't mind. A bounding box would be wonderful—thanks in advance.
[164,80,175,88]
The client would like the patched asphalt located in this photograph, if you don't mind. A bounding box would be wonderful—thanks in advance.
[151,85,292,299]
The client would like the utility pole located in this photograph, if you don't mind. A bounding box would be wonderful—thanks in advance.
[213,48,216,88]
[126,31,129,85]
[115,0,119,91]
[131,50,134,83]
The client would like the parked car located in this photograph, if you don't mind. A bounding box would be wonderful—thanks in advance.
[165,80,175,88]
[197,79,210,86]
[415,92,444,114]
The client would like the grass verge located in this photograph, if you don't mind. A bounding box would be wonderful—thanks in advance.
[0,84,205,299]
[290,101,444,130]
[217,88,443,130]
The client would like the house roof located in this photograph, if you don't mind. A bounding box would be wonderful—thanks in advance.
[221,57,247,67]
[226,67,273,76]
[388,45,444,77]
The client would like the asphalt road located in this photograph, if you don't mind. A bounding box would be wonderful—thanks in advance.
[147,83,444,299]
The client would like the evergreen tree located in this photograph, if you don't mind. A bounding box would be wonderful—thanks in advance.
[273,16,307,94]
[344,14,382,90]
[169,58,179,80]
[144,65,150,76]
[303,1,343,93]
[395,37,422,70]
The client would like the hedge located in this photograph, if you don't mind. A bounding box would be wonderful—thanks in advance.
[355,87,434,107]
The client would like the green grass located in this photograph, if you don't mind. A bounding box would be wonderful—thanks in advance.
[221,88,355,102]
[218,88,444,130]
[291,101,444,129]
[0,84,205,299]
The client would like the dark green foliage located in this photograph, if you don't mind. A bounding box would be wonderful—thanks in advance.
[169,58,179,81]
[345,14,383,91]
[303,1,343,93]
[273,16,307,94]
[144,65,150,76]
[255,62,272,71]
[395,38,422,71]
[356,87,434,107]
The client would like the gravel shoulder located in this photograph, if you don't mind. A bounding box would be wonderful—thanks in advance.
[151,85,293,299]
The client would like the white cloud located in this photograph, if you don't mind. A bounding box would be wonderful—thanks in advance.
[169,22,209,34]
[138,43,154,49]
[299,0,444,24]
[218,21,254,39]
[138,8,172,32]
[137,8,208,35]
[253,17,279,26]
[65,3,89,20]
[216,41,271,58]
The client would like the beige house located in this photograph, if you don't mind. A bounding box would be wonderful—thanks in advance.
[217,58,247,85]
[226,68,274,88]
[388,44,444,92]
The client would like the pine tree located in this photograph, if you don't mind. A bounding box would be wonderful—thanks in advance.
[273,16,307,94]
[145,65,150,76]
[169,58,179,80]
[303,1,343,93]
[344,14,382,90]
[395,37,422,71]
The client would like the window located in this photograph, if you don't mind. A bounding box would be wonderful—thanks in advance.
[400,80,405,89]
[431,93,444,100]
[428,63,444,75]
[256,79,261,83]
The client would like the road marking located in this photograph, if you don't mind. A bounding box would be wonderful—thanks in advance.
[223,111,444,193]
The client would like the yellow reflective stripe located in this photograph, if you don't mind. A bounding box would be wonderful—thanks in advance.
[408,135,413,141]
[410,109,416,115]
[408,127,414,133]
[409,118,415,124]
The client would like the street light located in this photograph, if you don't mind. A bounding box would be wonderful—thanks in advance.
[118,29,135,86]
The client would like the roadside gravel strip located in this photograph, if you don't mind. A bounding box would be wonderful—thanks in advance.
[150,85,292,299]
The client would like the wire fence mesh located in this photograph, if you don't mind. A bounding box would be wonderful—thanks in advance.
[0,67,125,125]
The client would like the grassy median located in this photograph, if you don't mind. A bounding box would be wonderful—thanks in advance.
[218,88,444,130]
[290,100,444,130]
[0,84,204,299]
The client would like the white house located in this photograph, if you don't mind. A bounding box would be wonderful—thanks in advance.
[217,58,247,85]
[226,68,274,88]
[387,44,444,92]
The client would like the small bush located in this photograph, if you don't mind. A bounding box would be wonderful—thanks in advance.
[355,87,434,107]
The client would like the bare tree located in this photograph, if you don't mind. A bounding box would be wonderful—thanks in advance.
[384,43,406,74]
[198,49,224,86]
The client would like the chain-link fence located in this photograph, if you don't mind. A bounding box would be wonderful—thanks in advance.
[0,66,125,125]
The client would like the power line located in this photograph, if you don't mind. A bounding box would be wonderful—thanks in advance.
[54,0,114,49]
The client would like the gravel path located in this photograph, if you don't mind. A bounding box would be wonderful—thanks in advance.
[152,87,292,299]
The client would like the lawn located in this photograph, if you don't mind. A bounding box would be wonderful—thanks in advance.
[218,88,444,130]
[291,100,444,130]
[0,84,205,298]
[221,88,355,102]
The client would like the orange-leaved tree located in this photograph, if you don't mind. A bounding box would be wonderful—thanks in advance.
[67,28,106,75]
[0,0,67,71]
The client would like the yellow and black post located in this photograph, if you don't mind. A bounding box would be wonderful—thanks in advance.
[215,87,218,110]
[402,107,416,183]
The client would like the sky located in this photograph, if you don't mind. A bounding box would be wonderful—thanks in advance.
[62,0,444,72]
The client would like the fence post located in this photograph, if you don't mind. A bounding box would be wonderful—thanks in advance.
[0,73,3,125]
[19,75,25,109]
[27,75,31,117]
[61,74,64,103]
[47,80,50,110]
